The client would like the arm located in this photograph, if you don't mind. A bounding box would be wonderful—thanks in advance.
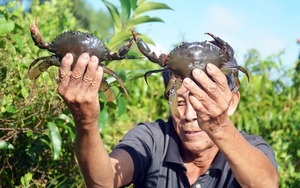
[183,64,278,187]
[58,53,134,187]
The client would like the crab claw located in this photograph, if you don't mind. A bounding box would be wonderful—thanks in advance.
[27,55,61,80]
[102,66,128,97]
[132,29,138,41]
[100,79,115,102]
[30,20,48,49]
[297,38,300,44]
[167,80,182,118]
[143,68,168,85]
[132,30,167,67]
[205,32,234,60]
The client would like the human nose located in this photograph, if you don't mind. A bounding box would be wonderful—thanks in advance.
[183,101,197,122]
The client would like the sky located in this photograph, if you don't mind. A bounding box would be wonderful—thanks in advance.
[88,0,300,69]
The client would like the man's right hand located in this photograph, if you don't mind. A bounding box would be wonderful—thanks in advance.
[58,53,103,126]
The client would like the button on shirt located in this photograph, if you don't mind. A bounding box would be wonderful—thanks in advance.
[114,117,278,188]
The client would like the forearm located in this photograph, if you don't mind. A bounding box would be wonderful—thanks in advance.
[57,54,117,187]
[75,121,114,187]
[207,120,278,187]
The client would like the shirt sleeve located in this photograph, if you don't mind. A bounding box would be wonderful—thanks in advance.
[114,122,165,184]
[241,131,278,171]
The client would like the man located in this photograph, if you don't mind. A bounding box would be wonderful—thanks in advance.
[58,53,278,187]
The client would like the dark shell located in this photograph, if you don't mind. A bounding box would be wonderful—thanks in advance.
[166,41,224,79]
[48,31,111,62]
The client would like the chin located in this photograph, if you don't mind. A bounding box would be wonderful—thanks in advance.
[181,137,215,153]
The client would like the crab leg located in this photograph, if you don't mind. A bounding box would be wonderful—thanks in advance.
[27,56,60,80]
[220,66,250,82]
[118,37,135,57]
[132,30,167,67]
[30,20,49,49]
[220,66,250,92]
[99,78,115,102]
[168,79,182,118]
[205,32,234,61]
[110,37,135,59]
[143,68,168,84]
[101,66,128,97]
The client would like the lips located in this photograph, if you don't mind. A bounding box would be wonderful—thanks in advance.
[185,130,202,135]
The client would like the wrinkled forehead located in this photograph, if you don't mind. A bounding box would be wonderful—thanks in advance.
[176,84,189,98]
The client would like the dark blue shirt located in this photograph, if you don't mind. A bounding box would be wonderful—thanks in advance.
[115,118,278,188]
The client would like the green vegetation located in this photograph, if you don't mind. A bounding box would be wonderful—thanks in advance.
[0,0,299,187]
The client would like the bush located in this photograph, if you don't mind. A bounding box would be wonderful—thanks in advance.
[0,0,171,186]
[0,0,299,187]
[232,49,300,187]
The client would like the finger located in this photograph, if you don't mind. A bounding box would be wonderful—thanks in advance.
[183,77,212,104]
[205,64,233,105]
[192,66,231,106]
[192,68,221,103]
[69,53,90,88]
[183,77,222,116]
[58,53,73,96]
[90,65,103,93]
[206,63,230,93]
[80,56,99,90]
[188,94,211,122]
[192,68,218,94]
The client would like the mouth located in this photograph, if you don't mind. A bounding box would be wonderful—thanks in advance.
[184,130,202,137]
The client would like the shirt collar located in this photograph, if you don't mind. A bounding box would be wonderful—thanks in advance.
[163,117,226,172]
[210,150,226,171]
[164,117,183,165]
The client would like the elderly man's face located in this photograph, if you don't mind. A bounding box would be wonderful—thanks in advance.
[171,85,216,153]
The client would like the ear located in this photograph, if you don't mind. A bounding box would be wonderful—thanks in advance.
[227,91,240,116]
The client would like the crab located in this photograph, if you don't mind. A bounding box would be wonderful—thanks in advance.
[28,21,134,101]
[132,30,250,117]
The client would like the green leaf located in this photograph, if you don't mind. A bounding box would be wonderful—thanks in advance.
[47,122,62,160]
[117,96,127,117]
[98,105,108,131]
[58,113,75,127]
[108,30,155,50]
[131,33,155,45]
[127,16,164,29]
[57,114,76,142]
[120,0,131,21]
[102,0,122,33]
[20,172,33,186]
[107,30,133,49]
[21,86,29,99]
[129,0,138,10]
[0,141,15,150]
[0,17,15,36]
[127,69,149,80]
[5,105,15,113]
[134,2,172,16]
[12,34,23,53]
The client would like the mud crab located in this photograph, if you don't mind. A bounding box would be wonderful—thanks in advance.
[28,21,134,101]
[132,30,250,117]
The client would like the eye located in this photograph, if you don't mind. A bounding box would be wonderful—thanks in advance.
[177,99,186,106]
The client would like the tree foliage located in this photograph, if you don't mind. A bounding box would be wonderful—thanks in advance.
[0,0,171,186]
[232,49,300,187]
[0,0,299,187]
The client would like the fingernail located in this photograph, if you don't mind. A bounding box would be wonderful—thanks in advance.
[65,53,71,59]
[82,53,89,59]
[91,56,98,63]
[207,63,214,70]
[193,68,201,76]
[184,78,192,85]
